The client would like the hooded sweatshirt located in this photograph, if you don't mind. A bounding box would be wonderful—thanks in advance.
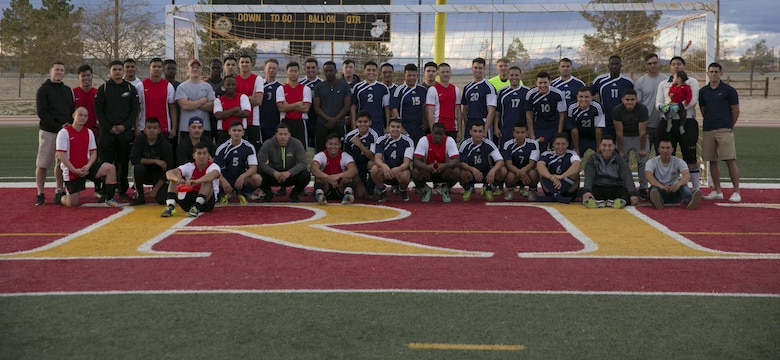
[36,79,75,133]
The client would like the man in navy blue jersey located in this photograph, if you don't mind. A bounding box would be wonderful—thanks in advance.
[568,87,605,156]
[458,123,506,202]
[502,123,540,201]
[590,55,634,139]
[214,121,262,204]
[370,118,415,202]
[525,72,567,151]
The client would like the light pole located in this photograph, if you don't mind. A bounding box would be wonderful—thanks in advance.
[556,44,572,59]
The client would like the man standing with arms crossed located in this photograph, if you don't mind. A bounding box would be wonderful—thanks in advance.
[313,61,351,152]
[460,57,496,142]
[699,62,741,202]
[35,61,75,205]
[176,59,215,142]
[140,58,178,141]
[96,60,140,203]
[425,63,461,139]
[634,53,665,153]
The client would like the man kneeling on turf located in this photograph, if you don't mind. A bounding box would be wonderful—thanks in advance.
[581,136,639,208]
[311,133,360,204]
[161,142,221,217]
[56,107,122,207]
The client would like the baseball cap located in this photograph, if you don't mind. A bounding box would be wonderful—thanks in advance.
[188,116,204,126]
[188,58,202,67]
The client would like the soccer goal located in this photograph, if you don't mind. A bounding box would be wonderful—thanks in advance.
[164,2,714,80]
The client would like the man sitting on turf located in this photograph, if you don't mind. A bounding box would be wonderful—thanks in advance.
[501,123,540,201]
[644,139,703,210]
[215,120,262,205]
[458,122,506,202]
[161,142,221,217]
[311,133,361,204]
[370,117,415,202]
[56,107,122,208]
[581,136,639,208]
[412,123,460,203]
[129,117,174,205]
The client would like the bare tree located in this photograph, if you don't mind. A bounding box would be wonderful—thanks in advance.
[80,0,163,69]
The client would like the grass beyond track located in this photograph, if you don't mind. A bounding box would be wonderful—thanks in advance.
[2,293,778,359]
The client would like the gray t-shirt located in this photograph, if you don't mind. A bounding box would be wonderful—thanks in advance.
[175,80,216,132]
[634,73,666,129]
[646,155,688,185]
[313,79,351,126]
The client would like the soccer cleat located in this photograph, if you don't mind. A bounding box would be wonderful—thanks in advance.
[703,191,723,200]
[596,200,607,208]
[400,190,409,202]
[518,187,529,197]
[130,196,146,206]
[238,194,248,205]
[504,191,514,201]
[583,198,598,209]
[605,199,615,208]
[160,205,177,217]
[219,193,230,205]
[342,192,354,204]
[421,186,432,203]
[440,185,451,203]
[289,192,300,203]
[492,187,503,196]
[187,205,200,217]
[687,190,703,210]
[462,188,473,202]
[105,199,124,208]
[728,192,741,203]
[276,187,287,196]
[612,198,627,209]
[483,188,494,202]
[54,191,64,206]
[649,189,664,210]
[316,192,327,205]
[35,193,45,206]
[378,189,388,202]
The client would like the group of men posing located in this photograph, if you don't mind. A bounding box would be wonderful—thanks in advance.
[36,53,741,216]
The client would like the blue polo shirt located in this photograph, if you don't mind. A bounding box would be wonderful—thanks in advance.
[699,81,739,131]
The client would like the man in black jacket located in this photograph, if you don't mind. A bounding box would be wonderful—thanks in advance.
[95,60,140,202]
[581,136,639,208]
[35,61,75,205]
[130,117,174,205]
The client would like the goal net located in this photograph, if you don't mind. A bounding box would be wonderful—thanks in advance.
[165,2,714,82]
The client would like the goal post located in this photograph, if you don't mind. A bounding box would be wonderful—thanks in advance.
[164,2,715,79]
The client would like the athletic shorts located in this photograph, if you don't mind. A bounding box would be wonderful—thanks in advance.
[36,130,58,169]
[177,191,215,212]
[64,162,103,194]
[701,128,736,161]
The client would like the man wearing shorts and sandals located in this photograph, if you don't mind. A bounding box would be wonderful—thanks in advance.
[699,62,741,202]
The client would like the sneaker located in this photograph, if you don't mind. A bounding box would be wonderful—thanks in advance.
[316,192,327,205]
[342,192,354,204]
[35,193,45,206]
[130,196,146,206]
[421,186,432,203]
[54,191,64,206]
[638,188,649,200]
[440,185,451,203]
[262,192,274,203]
[187,205,200,217]
[612,198,627,209]
[238,194,248,205]
[289,192,300,203]
[161,205,177,217]
[527,190,537,202]
[400,190,409,202]
[378,190,388,202]
[392,185,400,195]
[483,188,494,202]
[605,199,614,208]
[276,187,287,196]
[492,187,503,196]
[518,188,529,197]
[105,199,124,208]
[462,188,473,202]
[649,189,663,209]
[504,191,514,201]
[687,190,703,210]
[728,192,741,203]
[703,191,723,200]
[219,193,230,205]
[583,198,598,209]
[118,193,133,203]
[596,200,607,208]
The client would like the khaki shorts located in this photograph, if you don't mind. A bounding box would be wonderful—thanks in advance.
[36,130,58,169]
[702,128,736,161]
